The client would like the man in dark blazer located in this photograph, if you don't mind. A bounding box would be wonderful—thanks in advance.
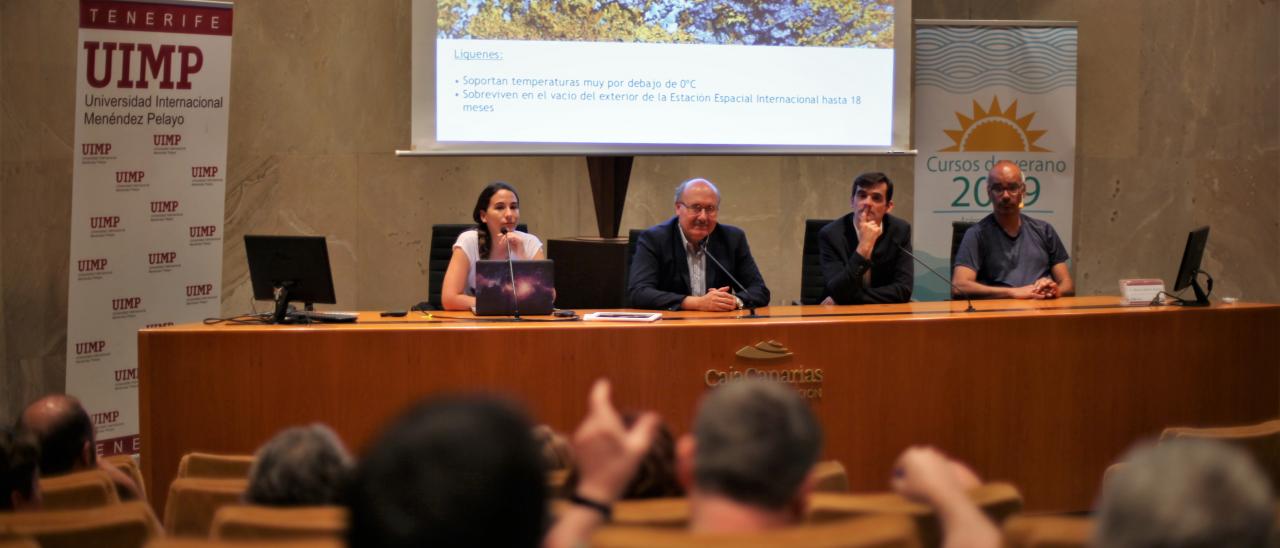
[818,172,913,304]
[628,178,770,311]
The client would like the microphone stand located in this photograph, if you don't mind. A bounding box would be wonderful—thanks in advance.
[897,244,976,312]
[701,239,762,318]
[501,227,521,320]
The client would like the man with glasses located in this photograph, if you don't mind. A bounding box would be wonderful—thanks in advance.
[952,161,1074,299]
[817,172,914,304]
[628,178,770,311]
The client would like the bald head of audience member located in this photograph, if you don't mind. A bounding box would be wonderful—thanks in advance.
[246,423,352,507]
[1096,438,1276,548]
[677,379,823,532]
[346,396,547,548]
[1,428,41,511]
[17,394,96,475]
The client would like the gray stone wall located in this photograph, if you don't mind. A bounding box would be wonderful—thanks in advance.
[3,0,1277,422]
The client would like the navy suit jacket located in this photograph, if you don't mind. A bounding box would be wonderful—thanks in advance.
[628,217,771,310]
[817,212,913,304]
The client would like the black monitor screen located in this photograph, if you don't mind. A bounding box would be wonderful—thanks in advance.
[245,235,337,305]
[1173,226,1210,292]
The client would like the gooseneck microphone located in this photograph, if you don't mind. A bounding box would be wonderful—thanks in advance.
[701,239,761,318]
[897,244,975,313]
[500,227,521,320]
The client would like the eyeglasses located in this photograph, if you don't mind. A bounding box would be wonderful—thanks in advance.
[678,202,718,216]
[988,184,1024,195]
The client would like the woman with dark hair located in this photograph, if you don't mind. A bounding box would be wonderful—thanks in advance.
[441,182,545,311]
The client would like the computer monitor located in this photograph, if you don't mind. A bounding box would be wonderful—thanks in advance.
[1172,226,1211,306]
[245,235,338,323]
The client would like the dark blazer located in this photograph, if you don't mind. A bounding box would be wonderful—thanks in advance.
[817,212,913,304]
[628,217,771,310]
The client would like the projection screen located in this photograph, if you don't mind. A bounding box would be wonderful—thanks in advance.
[406,0,912,155]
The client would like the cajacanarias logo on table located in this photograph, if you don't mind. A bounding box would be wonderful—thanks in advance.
[705,340,823,400]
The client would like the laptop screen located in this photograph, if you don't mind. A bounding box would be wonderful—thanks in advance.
[474,259,555,315]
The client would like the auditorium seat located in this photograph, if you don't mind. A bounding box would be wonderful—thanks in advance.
[551,496,689,528]
[146,540,343,548]
[39,469,121,510]
[0,500,162,548]
[175,452,254,480]
[0,537,37,548]
[426,223,528,310]
[1001,515,1093,548]
[210,505,346,541]
[812,459,850,493]
[163,477,248,537]
[592,514,921,548]
[1160,418,1280,493]
[798,219,832,305]
[105,454,148,502]
[808,482,1023,548]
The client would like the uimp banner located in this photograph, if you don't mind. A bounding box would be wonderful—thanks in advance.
[67,0,232,457]
[912,22,1077,301]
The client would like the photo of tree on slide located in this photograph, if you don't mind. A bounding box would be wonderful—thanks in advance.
[438,0,893,48]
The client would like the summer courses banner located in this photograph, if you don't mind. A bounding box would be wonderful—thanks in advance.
[912,22,1077,300]
[67,0,232,457]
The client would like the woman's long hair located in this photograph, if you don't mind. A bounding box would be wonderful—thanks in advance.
[472,182,519,259]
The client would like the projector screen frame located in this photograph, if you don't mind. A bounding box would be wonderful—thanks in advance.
[404,0,915,156]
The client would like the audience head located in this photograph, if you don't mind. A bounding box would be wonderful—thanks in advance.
[1095,438,1276,548]
[673,178,721,244]
[565,413,683,500]
[17,394,95,475]
[346,395,547,548]
[246,423,352,507]
[679,379,822,512]
[533,424,574,471]
[0,428,41,511]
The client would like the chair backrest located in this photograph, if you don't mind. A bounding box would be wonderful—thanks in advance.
[427,223,528,310]
[40,469,120,510]
[800,219,832,305]
[104,454,148,502]
[176,452,254,480]
[592,514,921,548]
[210,505,346,541]
[949,221,976,273]
[163,477,249,537]
[1002,516,1093,548]
[551,496,690,528]
[0,500,162,548]
[621,228,644,307]
[0,537,38,548]
[811,459,850,493]
[1160,418,1280,494]
[145,539,344,548]
[808,482,1024,547]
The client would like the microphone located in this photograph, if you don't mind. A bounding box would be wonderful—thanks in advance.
[500,227,521,320]
[700,239,761,318]
[897,244,975,313]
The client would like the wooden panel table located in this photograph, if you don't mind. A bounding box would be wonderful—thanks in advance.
[138,297,1280,513]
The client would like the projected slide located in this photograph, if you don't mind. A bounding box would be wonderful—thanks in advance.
[433,0,896,148]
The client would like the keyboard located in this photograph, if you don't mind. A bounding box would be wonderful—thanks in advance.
[289,310,358,323]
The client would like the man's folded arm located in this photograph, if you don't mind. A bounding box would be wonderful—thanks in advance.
[626,233,686,310]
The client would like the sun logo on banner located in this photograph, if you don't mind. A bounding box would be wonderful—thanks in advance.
[941,96,1050,152]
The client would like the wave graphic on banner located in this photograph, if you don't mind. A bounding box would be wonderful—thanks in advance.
[916,26,1077,94]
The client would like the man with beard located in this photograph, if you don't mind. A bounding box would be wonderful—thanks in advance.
[817,172,913,304]
[952,161,1074,299]
[628,178,770,311]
